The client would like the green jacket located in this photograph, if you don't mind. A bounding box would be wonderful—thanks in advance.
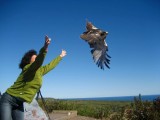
[6,47,62,103]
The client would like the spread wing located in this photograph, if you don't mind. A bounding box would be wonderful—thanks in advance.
[90,39,111,69]
[80,21,111,70]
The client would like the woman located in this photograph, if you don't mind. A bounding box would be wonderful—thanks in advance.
[0,35,67,120]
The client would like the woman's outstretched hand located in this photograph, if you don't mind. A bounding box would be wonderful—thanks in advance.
[44,35,51,51]
[43,35,66,57]
[60,49,67,58]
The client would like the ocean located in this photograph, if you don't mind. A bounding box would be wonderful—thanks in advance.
[64,94,160,101]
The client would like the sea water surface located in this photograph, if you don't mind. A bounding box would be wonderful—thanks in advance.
[64,94,160,101]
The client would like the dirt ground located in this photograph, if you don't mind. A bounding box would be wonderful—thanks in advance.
[69,115,100,120]
[49,112,100,120]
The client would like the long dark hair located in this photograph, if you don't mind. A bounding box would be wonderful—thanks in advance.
[19,49,37,69]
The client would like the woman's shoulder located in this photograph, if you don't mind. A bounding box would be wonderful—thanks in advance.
[23,64,32,71]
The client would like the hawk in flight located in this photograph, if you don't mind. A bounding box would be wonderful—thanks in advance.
[80,21,111,70]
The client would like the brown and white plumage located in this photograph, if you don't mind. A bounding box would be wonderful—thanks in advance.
[80,21,111,70]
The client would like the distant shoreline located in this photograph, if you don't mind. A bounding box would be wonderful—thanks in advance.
[62,94,160,101]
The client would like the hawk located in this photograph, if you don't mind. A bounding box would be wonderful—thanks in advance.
[80,21,111,70]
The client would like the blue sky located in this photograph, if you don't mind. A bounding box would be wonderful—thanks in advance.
[0,0,160,99]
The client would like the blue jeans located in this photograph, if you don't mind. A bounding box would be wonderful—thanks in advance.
[0,92,24,120]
